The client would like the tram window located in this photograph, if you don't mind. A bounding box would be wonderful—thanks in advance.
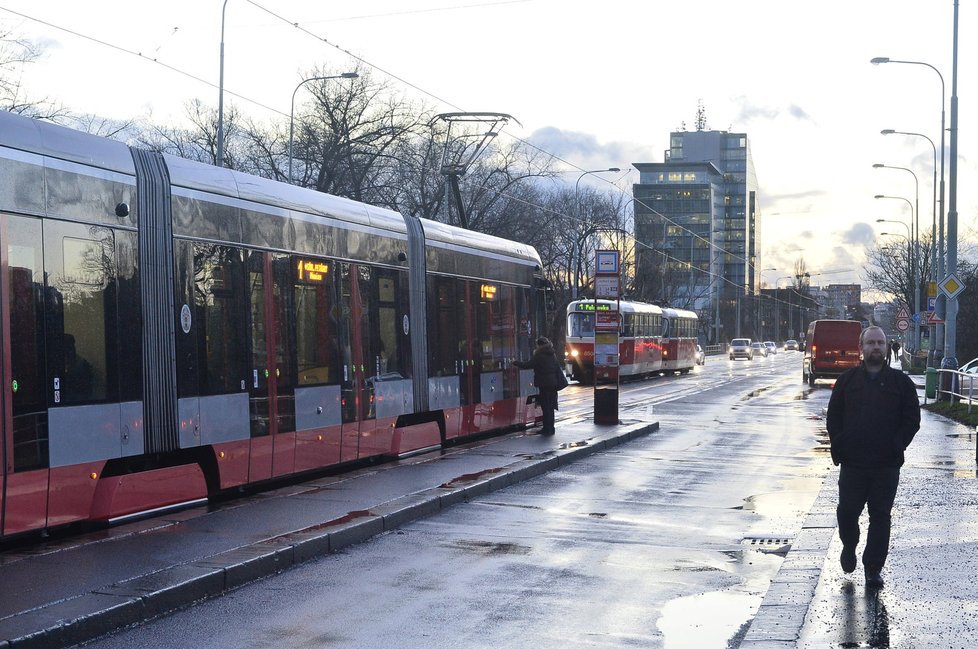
[516,287,533,361]
[367,269,410,380]
[294,256,341,386]
[247,250,269,437]
[8,216,47,471]
[568,312,595,338]
[271,254,296,434]
[476,282,516,372]
[427,276,460,377]
[44,223,116,405]
[190,243,249,396]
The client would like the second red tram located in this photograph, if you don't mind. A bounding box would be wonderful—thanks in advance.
[564,300,699,383]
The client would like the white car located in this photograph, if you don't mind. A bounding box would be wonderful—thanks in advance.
[764,341,777,355]
[751,342,768,358]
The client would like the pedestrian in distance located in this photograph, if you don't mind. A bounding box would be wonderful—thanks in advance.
[513,336,564,435]
[827,325,920,589]
[886,340,893,365]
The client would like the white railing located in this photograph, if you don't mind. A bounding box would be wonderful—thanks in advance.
[930,369,978,412]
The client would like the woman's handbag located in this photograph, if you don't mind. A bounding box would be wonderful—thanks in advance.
[555,368,569,391]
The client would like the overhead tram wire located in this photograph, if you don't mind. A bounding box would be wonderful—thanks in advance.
[4,2,761,291]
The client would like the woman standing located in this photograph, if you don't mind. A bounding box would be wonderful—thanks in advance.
[513,337,563,435]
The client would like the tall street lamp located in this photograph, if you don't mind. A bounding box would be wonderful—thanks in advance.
[288,72,359,184]
[881,129,940,365]
[871,55,946,363]
[572,168,620,299]
[875,194,919,351]
[216,0,230,168]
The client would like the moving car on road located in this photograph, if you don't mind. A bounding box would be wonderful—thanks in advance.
[729,338,753,360]
[695,344,706,365]
[752,342,769,358]
[785,339,799,351]
[764,341,778,355]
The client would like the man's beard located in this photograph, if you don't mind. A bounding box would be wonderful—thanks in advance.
[865,350,885,368]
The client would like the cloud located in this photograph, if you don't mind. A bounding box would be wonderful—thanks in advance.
[731,96,816,126]
[840,222,876,247]
[525,127,659,169]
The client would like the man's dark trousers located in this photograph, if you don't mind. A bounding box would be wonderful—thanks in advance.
[837,464,901,568]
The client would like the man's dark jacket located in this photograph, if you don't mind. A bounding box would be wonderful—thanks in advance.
[826,363,920,468]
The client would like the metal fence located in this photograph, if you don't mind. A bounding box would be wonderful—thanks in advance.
[928,369,977,412]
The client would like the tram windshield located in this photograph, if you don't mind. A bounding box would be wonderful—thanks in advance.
[567,312,595,338]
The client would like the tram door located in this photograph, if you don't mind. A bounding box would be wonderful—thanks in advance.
[0,215,48,536]
[246,252,297,480]
[337,263,380,462]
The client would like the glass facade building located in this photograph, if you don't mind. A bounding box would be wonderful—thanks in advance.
[631,130,760,342]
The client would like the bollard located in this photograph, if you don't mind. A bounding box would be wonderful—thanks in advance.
[925,367,938,400]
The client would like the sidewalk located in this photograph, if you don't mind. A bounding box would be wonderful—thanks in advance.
[742,371,978,646]
[0,418,657,649]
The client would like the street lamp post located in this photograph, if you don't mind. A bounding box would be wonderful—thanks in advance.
[216,0,230,168]
[875,194,919,351]
[288,72,359,184]
[875,164,921,350]
[880,229,912,327]
[572,168,620,299]
[871,55,947,365]
[881,129,940,365]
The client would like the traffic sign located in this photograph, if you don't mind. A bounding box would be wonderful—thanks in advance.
[927,311,944,324]
[940,274,966,300]
[927,297,936,312]
[895,306,910,319]
[896,319,910,332]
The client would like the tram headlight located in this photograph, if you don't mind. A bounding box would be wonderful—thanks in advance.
[570,349,579,357]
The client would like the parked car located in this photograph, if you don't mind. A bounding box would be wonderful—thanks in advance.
[764,341,777,355]
[958,357,978,399]
[729,338,753,360]
[802,320,862,386]
[785,339,799,351]
[751,342,768,358]
[695,344,706,365]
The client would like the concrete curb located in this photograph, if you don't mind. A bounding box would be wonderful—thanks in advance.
[2,421,657,649]
[738,474,838,648]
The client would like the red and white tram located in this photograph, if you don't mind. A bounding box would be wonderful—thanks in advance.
[0,111,549,540]
[564,299,698,383]
[660,307,699,373]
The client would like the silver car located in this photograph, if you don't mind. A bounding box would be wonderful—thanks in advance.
[729,338,752,360]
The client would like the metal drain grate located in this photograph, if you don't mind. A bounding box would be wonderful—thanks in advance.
[742,536,792,547]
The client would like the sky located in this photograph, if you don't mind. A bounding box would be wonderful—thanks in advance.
[1,0,974,297]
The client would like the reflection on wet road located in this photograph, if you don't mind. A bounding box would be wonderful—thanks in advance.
[83,352,836,649]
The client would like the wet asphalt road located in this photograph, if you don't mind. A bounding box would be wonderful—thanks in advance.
[78,352,834,649]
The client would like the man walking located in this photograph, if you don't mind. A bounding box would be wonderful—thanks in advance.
[826,325,920,588]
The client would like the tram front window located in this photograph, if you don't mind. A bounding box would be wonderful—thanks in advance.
[568,312,595,338]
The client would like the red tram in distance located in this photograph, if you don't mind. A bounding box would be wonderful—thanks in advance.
[564,300,699,383]
[0,110,550,540]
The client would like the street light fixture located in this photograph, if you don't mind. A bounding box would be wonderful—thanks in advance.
[288,72,359,184]
[871,54,947,364]
[881,128,940,364]
[875,194,919,351]
[572,168,621,299]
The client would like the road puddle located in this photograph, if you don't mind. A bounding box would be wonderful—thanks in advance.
[657,590,760,648]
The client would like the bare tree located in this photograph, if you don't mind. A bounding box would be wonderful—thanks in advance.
[864,234,933,312]
[0,26,68,119]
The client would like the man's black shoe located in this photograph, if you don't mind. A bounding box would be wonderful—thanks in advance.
[840,546,857,574]
[865,566,884,589]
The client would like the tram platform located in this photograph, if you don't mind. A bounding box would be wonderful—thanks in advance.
[0,417,657,649]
